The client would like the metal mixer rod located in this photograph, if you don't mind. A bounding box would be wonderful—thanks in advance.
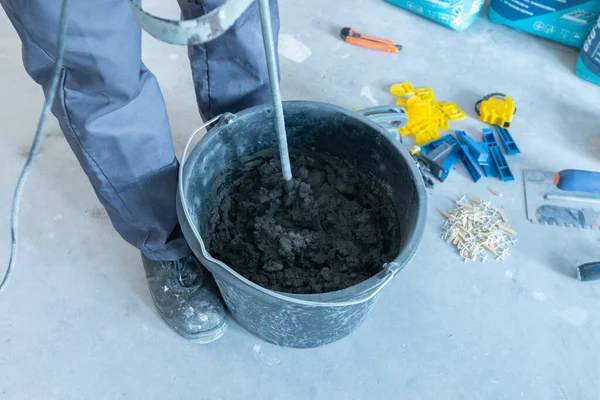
[257,0,293,190]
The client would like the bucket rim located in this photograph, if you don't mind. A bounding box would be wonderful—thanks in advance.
[178,100,427,305]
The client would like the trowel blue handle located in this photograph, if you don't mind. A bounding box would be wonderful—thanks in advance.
[555,169,600,194]
[577,262,600,282]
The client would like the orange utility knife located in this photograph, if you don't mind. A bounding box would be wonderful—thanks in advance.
[340,27,402,53]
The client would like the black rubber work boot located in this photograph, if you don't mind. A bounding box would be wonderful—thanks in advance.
[142,253,228,343]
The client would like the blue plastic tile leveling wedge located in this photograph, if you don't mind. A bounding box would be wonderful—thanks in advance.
[492,125,520,155]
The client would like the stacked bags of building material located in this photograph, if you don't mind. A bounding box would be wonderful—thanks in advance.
[383,0,600,84]
[385,0,484,31]
[577,16,600,84]
[488,0,600,48]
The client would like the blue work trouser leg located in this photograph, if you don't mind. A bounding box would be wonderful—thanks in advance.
[0,0,188,261]
[178,0,280,119]
[0,0,278,261]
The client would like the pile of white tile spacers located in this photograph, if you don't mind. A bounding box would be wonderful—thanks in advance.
[439,195,516,262]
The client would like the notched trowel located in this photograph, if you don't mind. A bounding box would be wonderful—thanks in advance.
[524,169,600,229]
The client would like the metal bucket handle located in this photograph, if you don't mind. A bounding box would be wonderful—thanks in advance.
[128,0,254,45]
[178,115,402,307]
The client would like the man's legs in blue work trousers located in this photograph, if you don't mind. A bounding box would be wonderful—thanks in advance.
[0,0,279,342]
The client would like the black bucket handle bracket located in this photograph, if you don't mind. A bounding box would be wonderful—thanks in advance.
[355,105,407,142]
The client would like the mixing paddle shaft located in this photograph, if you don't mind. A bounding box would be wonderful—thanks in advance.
[257,0,294,191]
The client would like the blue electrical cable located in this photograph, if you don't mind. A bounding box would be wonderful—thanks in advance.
[0,0,70,294]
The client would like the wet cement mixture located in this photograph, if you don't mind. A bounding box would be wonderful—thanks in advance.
[205,149,400,294]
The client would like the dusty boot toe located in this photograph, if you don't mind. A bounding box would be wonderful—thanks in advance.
[142,253,227,343]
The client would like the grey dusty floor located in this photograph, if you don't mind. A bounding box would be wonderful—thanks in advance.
[1,0,600,399]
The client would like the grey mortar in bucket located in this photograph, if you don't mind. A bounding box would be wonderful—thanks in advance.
[177,101,427,348]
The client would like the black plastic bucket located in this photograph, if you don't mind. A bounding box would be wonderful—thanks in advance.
[176,101,426,348]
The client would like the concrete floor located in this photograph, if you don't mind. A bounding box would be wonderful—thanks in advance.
[1,0,600,398]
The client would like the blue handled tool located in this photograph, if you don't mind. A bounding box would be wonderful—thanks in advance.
[527,170,600,282]
[554,169,600,194]
[577,262,600,281]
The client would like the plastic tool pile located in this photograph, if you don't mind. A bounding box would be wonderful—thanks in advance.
[389,82,466,145]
